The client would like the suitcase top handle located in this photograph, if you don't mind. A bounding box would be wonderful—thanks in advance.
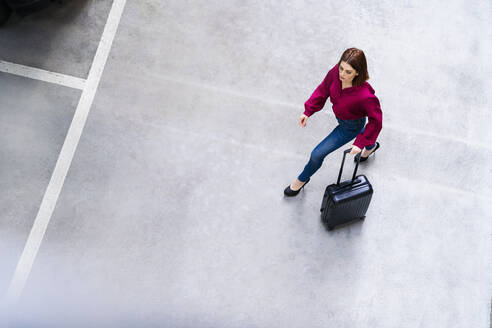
[337,148,362,186]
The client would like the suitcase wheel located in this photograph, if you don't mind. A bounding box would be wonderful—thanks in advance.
[360,216,366,221]
[328,226,334,231]
[320,207,324,212]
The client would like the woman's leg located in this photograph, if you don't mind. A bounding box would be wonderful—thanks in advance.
[297,124,358,182]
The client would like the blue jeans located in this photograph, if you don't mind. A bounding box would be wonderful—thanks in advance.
[297,117,376,182]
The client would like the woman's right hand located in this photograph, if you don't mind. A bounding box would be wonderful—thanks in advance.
[299,114,308,127]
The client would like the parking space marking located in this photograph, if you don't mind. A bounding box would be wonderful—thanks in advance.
[4,0,127,307]
[0,60,86,90]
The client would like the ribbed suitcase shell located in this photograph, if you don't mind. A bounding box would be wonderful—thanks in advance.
[320,174,373,230]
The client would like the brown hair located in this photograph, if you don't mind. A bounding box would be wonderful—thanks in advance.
[337,48,369,87]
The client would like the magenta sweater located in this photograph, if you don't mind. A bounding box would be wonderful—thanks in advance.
[303,64,383,149]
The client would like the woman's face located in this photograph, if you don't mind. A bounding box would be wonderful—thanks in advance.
[338,61,358,84]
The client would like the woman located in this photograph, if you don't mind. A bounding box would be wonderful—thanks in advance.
[284,48,383,197]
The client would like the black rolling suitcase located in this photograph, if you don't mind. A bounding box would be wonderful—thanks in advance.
[320,148,373,231]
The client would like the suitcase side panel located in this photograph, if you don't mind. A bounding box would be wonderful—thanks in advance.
[321,190,373,229]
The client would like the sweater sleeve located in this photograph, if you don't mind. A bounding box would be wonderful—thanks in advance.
[353,97,383,149]
[303,70,333,117]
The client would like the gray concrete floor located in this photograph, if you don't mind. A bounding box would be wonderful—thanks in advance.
[1,0,492,327]
[0,73,79,297]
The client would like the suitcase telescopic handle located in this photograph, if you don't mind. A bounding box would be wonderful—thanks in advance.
[336,148,362,186]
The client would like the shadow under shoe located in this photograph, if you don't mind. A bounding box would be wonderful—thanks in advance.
[284,178,310,197]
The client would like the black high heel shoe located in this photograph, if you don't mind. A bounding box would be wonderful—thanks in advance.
[284,178,310,197]
[354,142,380,163]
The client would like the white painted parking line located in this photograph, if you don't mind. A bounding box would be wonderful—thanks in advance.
[4,0,127,307]
[0,60,86,90]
